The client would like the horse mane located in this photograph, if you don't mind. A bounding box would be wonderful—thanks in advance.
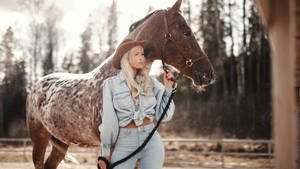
[129,10,162,32]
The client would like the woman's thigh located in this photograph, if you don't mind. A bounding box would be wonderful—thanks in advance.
[140,131,165,169]
[111,149,138,169]
[111,128,139,169]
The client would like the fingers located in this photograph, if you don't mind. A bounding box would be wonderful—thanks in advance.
[164,70,174,80]
[99,161,105,169]
[164,70,175,87]
[99,161,107,169]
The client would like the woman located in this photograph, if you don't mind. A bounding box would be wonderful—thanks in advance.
[98,39,175,169]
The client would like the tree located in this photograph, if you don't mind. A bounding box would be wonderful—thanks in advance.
[106,0,118,58]
[0,26,15,135]
[182,0,192,25]
[0,26,27,137]
[0,27,14,77]
[62,52,78,73]
[78,21,93,73]
[19,0,46,83]
[42,5,63,76]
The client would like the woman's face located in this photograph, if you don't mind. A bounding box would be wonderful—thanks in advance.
[128,46,145,70]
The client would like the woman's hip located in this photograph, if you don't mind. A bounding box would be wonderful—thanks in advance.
[115,123,163,151]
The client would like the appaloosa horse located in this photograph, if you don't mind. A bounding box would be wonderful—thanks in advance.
[26,0,215,169]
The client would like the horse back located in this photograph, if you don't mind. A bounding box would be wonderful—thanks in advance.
[27,72,104,146]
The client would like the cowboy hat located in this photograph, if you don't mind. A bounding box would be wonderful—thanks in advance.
[112,39,148,69]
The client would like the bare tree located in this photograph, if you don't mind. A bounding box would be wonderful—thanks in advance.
[182,0,192,25]
[78,20,93,73]
[0,26,27,136]
[62,52,78,73]
[42,4,63,76]
[227,0,238,94]
[19,0,46,83]
[106,0,118,58]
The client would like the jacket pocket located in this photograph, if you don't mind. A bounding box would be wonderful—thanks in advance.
[113,91,132,110]
[141,91,156,110]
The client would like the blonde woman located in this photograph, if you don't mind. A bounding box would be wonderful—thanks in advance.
[98,39,175,169]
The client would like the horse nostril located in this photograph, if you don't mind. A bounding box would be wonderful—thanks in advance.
[209,70,215,79]
[208,70,212,79]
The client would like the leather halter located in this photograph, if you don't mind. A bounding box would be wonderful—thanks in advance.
[160,9,208,84]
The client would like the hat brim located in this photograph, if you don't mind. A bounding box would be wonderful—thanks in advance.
[112,40,148,69]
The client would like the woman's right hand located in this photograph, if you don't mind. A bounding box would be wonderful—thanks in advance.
[98,156,110,169]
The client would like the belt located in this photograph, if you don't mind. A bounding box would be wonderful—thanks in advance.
[122,118,152,128]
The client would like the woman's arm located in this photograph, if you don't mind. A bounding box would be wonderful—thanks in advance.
[98,79,119,157]
[156,85,175,122]
[151,71,176,122]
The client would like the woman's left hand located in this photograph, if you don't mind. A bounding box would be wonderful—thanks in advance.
[163,70,174,87]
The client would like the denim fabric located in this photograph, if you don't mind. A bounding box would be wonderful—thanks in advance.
[99,71,175,156]
[111,123,165,169]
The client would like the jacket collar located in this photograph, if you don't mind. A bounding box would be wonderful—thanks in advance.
[117,71,126,83]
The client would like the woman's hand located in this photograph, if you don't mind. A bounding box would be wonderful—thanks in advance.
[98,156,110,169]
[163,70,174,87]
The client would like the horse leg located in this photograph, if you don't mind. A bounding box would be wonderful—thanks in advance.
[44,136,69,169]
[28,118,51,169]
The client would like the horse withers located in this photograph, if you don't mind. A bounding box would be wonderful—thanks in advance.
[26,0,215,169]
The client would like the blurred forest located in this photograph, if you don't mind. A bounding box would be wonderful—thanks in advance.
[0,0,271,139]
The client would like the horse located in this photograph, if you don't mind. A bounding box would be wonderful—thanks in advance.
[26,0,215,169]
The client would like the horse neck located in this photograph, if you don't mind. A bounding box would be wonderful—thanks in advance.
[126,12,166,61]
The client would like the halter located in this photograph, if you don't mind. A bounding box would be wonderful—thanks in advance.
[160,9,208,86]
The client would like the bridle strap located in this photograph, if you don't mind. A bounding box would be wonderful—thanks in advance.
[160,9,207,85]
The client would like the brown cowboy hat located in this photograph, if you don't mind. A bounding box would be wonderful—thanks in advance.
[112,39,148,69]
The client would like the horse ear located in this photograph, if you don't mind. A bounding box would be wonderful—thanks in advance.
[169,0,182,14]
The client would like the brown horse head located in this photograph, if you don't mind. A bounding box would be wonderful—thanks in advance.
[128,0,215,87]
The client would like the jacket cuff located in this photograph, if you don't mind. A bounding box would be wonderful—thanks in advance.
[101,144,111,156]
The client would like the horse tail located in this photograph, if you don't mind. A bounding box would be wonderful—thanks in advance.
[50,136,80,165]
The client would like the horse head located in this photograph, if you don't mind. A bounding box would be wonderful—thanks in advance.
[127,0,215,87]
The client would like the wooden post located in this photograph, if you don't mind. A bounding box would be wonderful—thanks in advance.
[0,89,3,134]
[255,0,297,168]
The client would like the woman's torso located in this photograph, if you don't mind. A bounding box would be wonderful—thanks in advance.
[106,71,157,127]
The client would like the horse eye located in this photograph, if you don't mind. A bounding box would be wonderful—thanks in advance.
[183,31,191,37]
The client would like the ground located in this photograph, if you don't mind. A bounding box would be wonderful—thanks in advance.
[0,142,274,169]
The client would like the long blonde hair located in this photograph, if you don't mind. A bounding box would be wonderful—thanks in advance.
[120,48,152,105]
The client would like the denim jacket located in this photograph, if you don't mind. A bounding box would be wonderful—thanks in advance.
[98,71,175,156]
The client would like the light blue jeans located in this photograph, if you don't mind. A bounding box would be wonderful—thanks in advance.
[111,123,165,169]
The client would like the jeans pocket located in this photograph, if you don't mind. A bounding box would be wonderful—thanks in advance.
[118,129,131,138]
[115,132,137,151]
